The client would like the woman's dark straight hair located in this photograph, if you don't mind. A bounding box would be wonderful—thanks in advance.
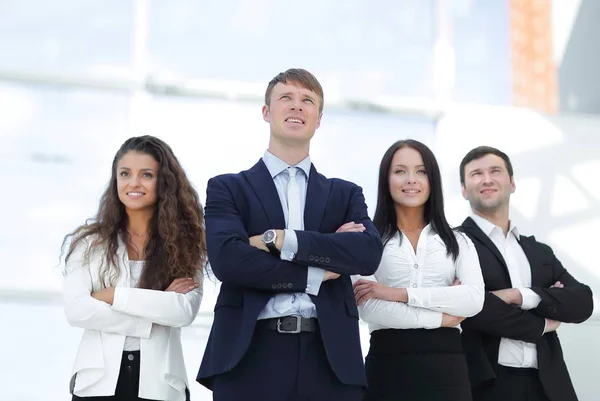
[373,139,459,261]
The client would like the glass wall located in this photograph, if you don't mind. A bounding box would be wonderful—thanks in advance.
[2,2,598,400]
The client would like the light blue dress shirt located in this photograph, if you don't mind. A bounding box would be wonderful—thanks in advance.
[257,150,325,319]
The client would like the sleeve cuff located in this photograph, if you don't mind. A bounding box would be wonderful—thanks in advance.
[306,267,325,295]
[519,288,542,310]
[418,310,443,329]
[112,288,153,338]
[281,229,298,261]
[137,319,153,339]
[406,288,426,308]
[111,287,129,313]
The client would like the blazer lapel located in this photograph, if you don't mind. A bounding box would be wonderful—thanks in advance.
[244,159,286,229]
[462,217,510,275]
[518,235,542,287]
[304,164,331,231]
[116,237,132,286]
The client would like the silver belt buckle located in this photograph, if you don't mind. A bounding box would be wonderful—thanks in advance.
[277,316,302,334]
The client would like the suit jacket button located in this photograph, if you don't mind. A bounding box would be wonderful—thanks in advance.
[325,257,331,264]
[319,257,325,263]
[309,255,314,261]
[553,308,558,313]
[272,284,277,290]
[287,283,293,288]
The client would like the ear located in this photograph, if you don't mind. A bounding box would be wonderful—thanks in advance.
[461,184,468,200]
[510,176,516,193]
[262,105,270,122]
[315,112,322,130]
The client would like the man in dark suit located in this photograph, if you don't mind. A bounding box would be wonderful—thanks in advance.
[458,146,594,401]
[196,68,383,401]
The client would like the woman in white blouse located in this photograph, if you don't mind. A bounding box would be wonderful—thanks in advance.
[354,139,484,401]
[62,136,206,401]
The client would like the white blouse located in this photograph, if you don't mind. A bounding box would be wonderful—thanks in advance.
[123,260,144,351]
[357,224,485,333]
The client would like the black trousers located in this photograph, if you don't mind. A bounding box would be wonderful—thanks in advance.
[364,328,472,401]
[472,366,551,401]
[211,324,364,401]
[72,351,189,401]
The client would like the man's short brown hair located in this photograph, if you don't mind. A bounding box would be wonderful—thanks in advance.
[264,68,324,113]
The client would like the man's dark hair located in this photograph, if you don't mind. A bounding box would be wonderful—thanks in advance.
[459,146,514,184]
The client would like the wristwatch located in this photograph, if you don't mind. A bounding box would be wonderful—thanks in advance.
[262,229,280,256]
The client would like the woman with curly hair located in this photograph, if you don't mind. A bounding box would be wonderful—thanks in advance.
[62,135,206,401]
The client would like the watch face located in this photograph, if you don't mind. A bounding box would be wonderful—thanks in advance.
[263,230,276,243]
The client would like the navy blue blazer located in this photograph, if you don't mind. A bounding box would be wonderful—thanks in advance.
[197,159,383,389]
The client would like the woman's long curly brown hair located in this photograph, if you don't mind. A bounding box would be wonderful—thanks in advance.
[62,135,206,290]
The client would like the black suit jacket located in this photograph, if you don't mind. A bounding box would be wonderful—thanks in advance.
[197,160,383,389]
[460,217,593,401]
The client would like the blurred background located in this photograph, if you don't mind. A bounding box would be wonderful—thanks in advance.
[1,0,599,400]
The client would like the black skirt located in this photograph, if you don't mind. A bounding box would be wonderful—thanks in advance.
[364,328,472,401]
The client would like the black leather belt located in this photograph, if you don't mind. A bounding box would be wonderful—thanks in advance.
[258,316,318,334]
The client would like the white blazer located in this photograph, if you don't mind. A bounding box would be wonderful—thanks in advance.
[63,237,203,400]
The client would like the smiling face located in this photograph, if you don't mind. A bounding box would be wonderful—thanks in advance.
[262,81,322,146]
[116,151,159,213]
[388,146,431,211]
[461,153,515,214]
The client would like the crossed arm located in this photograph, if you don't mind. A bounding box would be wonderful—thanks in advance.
[462,245,593,342]
[63,246,203,336]
[528,245,593,323]
[354,235,485,329]
[206,177,383,292]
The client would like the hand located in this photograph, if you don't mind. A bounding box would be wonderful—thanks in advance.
[545,318,561,333]
[452,278,461,286]
[441,313,466,327]
[323,271,340,281]
[336,222,366,233]
[490,288,522,305]
[274,229,285,250]
[550,281,564,289]
[91,287,115,305]
[166,278,200,294]
[249,235,268,252]
[353,279,407,305]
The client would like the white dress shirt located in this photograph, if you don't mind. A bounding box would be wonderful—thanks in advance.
[357,225,485,333]
[257,150,324,319]
[469,213,543,369]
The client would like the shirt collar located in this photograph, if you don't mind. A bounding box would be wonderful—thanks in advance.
[469,212,519,238]
[263,150,311,179]
[395,223,433,240]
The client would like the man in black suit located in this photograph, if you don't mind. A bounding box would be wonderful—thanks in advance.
[458,146,593,401]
